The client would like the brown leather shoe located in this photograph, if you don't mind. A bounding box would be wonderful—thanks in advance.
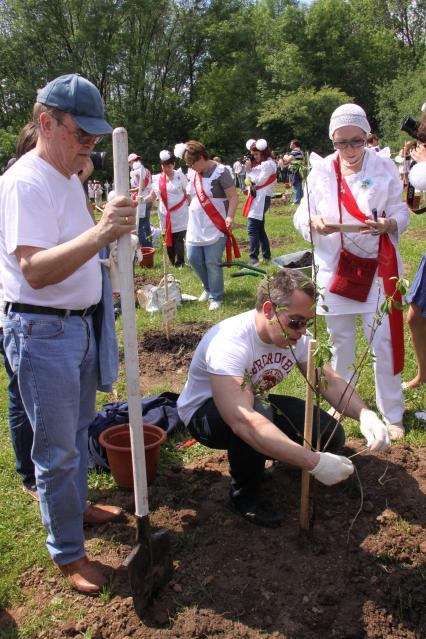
[83,504,123,526]
[57,556,107,594]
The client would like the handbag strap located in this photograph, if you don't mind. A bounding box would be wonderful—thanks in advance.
[334,156,370,248]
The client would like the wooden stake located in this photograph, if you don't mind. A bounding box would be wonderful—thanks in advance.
[299,338,317,530]
[162,245,170,340]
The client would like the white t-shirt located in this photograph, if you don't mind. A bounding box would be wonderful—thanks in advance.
[152,170,189,233]
[0,151,102,308]
[177,309,310,425]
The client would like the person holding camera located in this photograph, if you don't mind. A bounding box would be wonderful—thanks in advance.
[403,111,426,390]
[294,103,410,440]
[0,73,136,594]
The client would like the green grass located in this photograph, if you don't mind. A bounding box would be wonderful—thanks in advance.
[0,191,425,633]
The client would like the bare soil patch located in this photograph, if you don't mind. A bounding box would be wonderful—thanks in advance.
[136,324,207,394]
[3,438,425,638]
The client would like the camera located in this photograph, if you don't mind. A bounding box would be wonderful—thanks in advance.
[400,116,426,143]
[90,151,107,171]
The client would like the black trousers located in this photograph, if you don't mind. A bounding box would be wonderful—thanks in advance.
[187,394,345,505]
[166,230,186,267]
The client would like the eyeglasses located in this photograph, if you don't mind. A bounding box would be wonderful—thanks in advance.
[272,304,313,329]
[333,138,366,150]
[51,115,103,146]
[287,317,314,330]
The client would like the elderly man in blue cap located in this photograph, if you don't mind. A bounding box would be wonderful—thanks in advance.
[0,74,136,593]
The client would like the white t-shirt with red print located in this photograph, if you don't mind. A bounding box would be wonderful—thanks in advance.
[177,309,310,425]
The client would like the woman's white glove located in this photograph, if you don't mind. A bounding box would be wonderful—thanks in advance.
[359,409,390,451]
[310,452,354,486]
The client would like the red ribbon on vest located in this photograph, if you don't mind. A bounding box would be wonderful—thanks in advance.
[242,173,277,217]
[333,158,404,374]
[159,172,187,247]
[193,171,240,263]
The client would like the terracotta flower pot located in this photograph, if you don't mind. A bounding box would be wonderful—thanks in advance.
[99,423,167,489]
[139,247,156,268]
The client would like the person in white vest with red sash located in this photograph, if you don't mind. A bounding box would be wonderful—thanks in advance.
[294,104,410,440]
[128,152,153,247]
[243,138,277,267]
[145,149,189,267]
[174,140,240,311]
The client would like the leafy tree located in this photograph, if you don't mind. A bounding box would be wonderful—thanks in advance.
[0,127,18,173]
[257,85,352,153]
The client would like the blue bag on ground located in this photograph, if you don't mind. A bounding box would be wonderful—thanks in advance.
[88,392,183,469]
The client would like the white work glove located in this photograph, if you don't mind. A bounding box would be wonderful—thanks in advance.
[359,408,390,452]
[310,452,354,486]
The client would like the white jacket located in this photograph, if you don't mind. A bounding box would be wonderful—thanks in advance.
[293,148,410,315]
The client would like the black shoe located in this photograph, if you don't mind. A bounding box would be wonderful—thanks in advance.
[229,498,284,528]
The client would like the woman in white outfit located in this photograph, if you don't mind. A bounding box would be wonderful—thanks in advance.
[174,140,239,311]
[294,104,410,440]
[243,138,277,266]
[128,152,153,247]
[145,149,189,267]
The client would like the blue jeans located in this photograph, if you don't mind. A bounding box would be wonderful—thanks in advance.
[2,312,98,565]
[238,174,246,192]
[293,179,302,204]
[187,236,227,302]
[247,197,271,261]
[137,201,153,247]
[0,329,35,487]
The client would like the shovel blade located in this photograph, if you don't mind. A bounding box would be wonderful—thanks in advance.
[124,516,173,617]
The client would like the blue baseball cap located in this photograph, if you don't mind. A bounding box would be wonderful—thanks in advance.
[37,73,112,135]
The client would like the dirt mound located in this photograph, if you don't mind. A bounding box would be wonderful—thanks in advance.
[5,440,425,638]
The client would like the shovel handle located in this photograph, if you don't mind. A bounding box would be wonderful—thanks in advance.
[113,127,149,518]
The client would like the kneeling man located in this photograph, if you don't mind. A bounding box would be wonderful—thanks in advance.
[177,269,389,527]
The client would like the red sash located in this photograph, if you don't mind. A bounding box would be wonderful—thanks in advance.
[193,171,240,263]
[333,158,404,374]
[159,172,187,247]
[242,173,277,217]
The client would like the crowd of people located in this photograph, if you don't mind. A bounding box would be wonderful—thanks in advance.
[0,71,424,596]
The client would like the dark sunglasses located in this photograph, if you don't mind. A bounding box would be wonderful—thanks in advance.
[272,304,313,329]
[287,317,314,329]
[333,138,365,150]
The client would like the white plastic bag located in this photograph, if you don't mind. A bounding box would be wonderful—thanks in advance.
[137,275,182,313]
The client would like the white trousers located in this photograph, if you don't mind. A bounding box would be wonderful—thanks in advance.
[326,312,404,424]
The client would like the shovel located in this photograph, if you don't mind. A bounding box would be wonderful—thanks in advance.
[112,127,173,616]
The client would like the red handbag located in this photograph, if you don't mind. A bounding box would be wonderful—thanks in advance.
[329,158,378,302]
[329,247,378,302]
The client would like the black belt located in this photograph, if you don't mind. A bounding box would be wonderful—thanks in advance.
[4,303,98,317]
